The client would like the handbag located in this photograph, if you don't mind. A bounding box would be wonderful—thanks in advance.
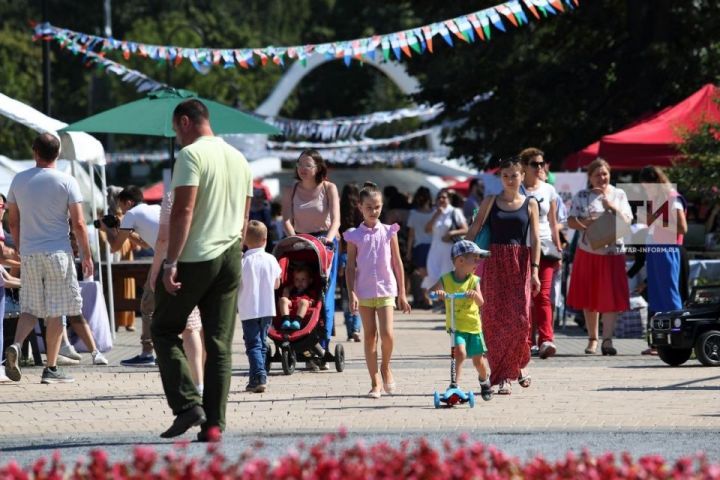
[540,238,562,261]
[449,208,465,243]
[585,210,632,250]
[473,196,495,250]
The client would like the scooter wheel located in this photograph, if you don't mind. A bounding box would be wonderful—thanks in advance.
[468,391,475,408]
[433,391,441,409]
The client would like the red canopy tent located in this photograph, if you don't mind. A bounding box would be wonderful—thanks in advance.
[143,181,164,203]
[143,178,272,204]
[563,141,599,170]
[564,84,720,170]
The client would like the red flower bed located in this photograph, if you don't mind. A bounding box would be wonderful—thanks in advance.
[2,428,719,479]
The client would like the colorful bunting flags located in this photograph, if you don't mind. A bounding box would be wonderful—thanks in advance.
[33,0,579,74]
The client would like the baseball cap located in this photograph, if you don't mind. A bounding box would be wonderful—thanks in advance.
[451,240,483,259]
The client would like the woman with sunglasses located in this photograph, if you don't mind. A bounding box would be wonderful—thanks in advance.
[282,150,341,369]
[519,148,563,360]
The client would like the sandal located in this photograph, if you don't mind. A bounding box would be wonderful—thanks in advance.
[585,338,598,355]
[367,389,382,399]
[517,373,532,388]
[383,382,397,395]
[601,339,617,356]
[497,380,511,395]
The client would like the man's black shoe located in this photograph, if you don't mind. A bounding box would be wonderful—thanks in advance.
[160,405,206,438]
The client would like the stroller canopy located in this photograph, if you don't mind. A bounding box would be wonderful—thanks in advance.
[272,234,333,281]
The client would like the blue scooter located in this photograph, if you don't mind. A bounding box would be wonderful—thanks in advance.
[430,292,475,408]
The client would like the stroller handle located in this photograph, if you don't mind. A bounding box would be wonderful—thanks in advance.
[429,292,468,300]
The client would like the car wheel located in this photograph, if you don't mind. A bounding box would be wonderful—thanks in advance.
[695,330,720,367]
[657,346,692,366]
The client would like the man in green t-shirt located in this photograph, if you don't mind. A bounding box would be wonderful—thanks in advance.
[152,99,252,441]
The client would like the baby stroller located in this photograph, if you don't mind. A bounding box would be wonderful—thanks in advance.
[266,234,345,375]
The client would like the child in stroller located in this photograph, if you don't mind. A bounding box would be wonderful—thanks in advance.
[266,234,345,375]
[278,264,318,331]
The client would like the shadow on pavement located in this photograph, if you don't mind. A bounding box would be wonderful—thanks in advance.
[598,375,720,391]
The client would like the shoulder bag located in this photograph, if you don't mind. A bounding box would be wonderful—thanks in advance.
[584,191,632,250]
[449,208,465,243]
[474,196,496,250]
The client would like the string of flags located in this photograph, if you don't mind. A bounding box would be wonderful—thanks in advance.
[267,105,443,140]
[50,41,493,142]
[57,42,167,93]
[267,128,435,150]
[33,0,579,74]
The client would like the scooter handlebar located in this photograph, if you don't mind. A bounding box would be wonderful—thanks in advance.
[429,292,468,300]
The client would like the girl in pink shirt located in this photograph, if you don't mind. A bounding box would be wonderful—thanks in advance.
[345,182,411,399]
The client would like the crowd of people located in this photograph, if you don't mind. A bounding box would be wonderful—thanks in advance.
[0,98,709,441]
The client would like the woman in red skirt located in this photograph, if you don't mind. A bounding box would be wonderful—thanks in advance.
[567,159,632,355]
[469,157,541,395]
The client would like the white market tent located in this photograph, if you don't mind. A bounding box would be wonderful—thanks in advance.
[0,92,117,333]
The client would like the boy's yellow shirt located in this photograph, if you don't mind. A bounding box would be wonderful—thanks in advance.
[441,271,482,334]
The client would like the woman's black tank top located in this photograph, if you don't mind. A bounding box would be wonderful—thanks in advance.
[489,197,530,245]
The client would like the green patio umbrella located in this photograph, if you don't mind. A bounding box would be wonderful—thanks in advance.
[60,88,280,137]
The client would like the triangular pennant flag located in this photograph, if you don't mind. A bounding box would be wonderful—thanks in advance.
[438,23,453,46]
[467,13,486,41]
[523,0,541,19]
[509,0,529,24]
[445,19,466,42]
[422,25,434,53]
[456,16,475,42]
[397,31,412,57]
[495,4,519,27]
[407,30,422,54]
[234,50,249,69]
[550,0,565,12]
[253,49,268,66]
[389,34,402,60]
[381,36,390,61]
[487,8,506,32]
[479,12,492,40]
[352,39,363,59]
[412,28,426,53]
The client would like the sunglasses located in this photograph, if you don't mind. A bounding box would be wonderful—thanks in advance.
[529,161,546,169]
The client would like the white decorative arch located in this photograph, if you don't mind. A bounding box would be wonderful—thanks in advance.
[254,55,440,151]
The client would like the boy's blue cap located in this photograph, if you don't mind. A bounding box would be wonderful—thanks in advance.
[451,240,483,259]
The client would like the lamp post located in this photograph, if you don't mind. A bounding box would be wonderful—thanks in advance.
[41,0,51,115]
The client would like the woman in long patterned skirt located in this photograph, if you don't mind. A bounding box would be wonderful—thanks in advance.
[470,157,541,395]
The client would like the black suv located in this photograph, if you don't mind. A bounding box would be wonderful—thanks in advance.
[650,285,720,367]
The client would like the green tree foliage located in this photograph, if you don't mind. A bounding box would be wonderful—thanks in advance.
[406,0,720,168]
[669,119,720,202]
[1,0,719,167]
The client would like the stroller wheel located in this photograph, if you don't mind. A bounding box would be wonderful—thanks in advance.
[468,391,476,408]
[281,348,296,375]
[433,391,441,409]
[265,343,273,373]
[334,344,345,372]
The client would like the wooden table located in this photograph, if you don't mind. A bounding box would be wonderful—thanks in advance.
[101,260,152,312]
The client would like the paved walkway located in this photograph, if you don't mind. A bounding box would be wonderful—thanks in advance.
[1,310,719,443]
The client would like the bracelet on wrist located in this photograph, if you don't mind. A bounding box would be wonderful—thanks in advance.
[163,260,177,270]
[531,263,540,269]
